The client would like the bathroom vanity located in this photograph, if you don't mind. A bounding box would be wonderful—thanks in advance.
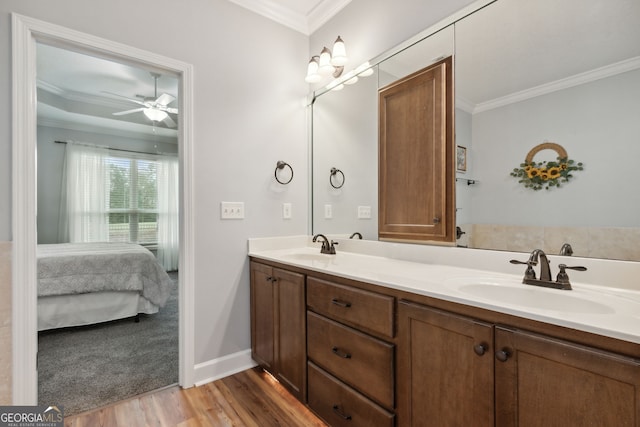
[249,238,640,426]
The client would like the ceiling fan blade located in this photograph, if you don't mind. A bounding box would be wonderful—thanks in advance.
[162,115,177,128]
[102,91,147,106]
[164,107,179,115]
[113,108,145,116]
[155,93,175,106]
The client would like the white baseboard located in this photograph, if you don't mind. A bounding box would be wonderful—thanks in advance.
[193,349,257,387]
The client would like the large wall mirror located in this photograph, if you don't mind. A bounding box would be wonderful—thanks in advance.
[311,0,640,261]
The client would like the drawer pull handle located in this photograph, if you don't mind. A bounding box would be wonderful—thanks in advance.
[332,346,352,359]
[332,405,352,421]
[331,298,352,308]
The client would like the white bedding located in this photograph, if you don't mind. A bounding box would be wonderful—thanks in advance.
[37,242,173,330]
[38,291,158,331]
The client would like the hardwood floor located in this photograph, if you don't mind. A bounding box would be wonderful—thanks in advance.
[65,367,327,427]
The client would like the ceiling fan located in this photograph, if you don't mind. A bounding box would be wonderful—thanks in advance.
[104,72,178,128]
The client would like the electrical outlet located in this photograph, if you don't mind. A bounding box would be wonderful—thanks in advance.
[358,205,372,219]
[324,204,333,219]
[220,202,245,219]
[282,203,292,219]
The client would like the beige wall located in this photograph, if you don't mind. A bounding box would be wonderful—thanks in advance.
[0,242,11,404]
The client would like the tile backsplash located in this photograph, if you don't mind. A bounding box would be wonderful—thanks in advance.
[0,241,11,404]
[461,224,640,262]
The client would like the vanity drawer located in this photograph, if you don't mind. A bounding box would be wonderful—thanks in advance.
[307,311,395,409]
[307,277,395,338]
[308,362,394,427]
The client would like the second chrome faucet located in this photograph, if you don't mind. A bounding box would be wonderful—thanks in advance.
[312,234,338,254]
[510,249,586,290]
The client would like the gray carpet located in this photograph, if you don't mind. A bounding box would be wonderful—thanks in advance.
[38,272,179,416]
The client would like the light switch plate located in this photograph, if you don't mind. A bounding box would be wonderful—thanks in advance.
[358,205,372,219]
[221,202,244,219]
[324,204,333,219]
[282,203,292,219]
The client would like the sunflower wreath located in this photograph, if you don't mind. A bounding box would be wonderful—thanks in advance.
[510,142,583,191]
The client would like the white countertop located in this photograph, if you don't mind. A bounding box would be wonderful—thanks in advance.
[248,237,640,345]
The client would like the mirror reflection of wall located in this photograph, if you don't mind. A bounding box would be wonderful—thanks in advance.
[455,0,640,261]
[312,67,379,239]
[311,0,640,261]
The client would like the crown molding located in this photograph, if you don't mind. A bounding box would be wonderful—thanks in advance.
[38,116,178,144]
[307,0,352,34]
[227,0,351,35]
[228,0,309,34]
[473,56,640,114]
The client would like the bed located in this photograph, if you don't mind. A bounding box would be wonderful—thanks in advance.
[37,242,173,331]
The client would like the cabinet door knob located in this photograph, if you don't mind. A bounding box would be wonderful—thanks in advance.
[332,405,352,420]
[473,343,488,356]
[495,349,511,362]
[433,217,441,224]
[332,346,352,359]
[331,298,352,308]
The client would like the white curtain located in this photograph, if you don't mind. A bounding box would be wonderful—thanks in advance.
[157,156,179,271]
[58,142,110,242]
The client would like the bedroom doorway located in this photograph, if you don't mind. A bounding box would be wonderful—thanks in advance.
[36,42,181,414]
[12,14,195,405]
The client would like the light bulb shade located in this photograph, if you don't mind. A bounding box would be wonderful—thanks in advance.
[305,57,321,83]
[331,36,348,66]
[144,108,168,122]
[318,46,335,76]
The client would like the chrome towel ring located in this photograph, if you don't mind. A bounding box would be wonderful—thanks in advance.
[330,167,345,189]
[275,160,293,185]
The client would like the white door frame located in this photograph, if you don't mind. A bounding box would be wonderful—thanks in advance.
[11,13,196,404]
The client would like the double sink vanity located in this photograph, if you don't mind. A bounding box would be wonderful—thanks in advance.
[249,236,640,426]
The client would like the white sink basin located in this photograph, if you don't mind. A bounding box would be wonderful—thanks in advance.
[459,284,615,314]
[281,252,335,262]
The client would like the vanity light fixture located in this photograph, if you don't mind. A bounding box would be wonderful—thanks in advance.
[305,36,348,83]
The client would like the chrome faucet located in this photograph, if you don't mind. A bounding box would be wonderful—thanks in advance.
[510,249,585,290]
[312,234,338,254]
[349,232,363,239]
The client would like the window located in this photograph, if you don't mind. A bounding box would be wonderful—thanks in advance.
[107,156,159,244]
[61,142,179,270]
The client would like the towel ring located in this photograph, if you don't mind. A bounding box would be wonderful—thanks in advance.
[330,167,345,189]
[275,161,293,185]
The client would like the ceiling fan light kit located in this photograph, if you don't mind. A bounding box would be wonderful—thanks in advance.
[143,107,168,122]
[107,72,178,128]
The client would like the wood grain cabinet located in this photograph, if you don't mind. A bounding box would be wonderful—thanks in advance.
[398,300,640,427]
[250,261,306,400]
[378,57,455,244]
[397,300,494,427]
[494,327,640,426]
[306,277,396,426]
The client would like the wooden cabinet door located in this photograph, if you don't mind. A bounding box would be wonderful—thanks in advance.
[397,301,494,427]
[378,57,454,243]
[495,327,640,427]
[250,262,275,370]
[274,267,307,401]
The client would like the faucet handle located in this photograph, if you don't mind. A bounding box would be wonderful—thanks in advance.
[556,264,587,285]
[510,259,536,280]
